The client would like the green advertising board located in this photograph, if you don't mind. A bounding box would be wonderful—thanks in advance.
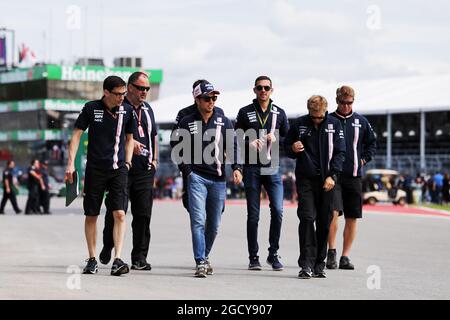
[0,64,163,84]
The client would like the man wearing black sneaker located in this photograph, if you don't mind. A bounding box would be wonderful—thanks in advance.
[0,160,22,214]
[65,76,134,276]
[100,72,157,272]
[285,95,345,279]
[327,86,377,270]
[235,76,289,271]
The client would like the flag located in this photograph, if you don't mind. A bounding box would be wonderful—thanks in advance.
[18,43,36,67]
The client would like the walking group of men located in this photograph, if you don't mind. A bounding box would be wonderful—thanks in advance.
[1,159,51,215]
[64,72,376,278]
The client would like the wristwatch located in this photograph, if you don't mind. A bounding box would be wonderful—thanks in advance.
[330,174,337,182]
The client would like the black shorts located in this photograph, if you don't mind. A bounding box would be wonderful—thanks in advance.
[332,176,363,219]
[83,166,128,216]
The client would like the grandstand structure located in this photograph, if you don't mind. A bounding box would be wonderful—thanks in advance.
[153,73,450,175]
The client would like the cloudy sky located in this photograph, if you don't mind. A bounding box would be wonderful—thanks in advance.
[1,0,449,99]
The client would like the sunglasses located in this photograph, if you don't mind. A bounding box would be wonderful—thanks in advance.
[109,90,127,97]
[338,99,354,106]
[200,96,218,102]
[131,83,151,92]
[310,115,325,120]
[255,85,272,92]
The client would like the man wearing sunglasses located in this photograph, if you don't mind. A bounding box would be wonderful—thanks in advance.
[65,75,134,276]
[235,76,289,271]
[100,72,158,272]
[170,80,224,212]
[285,95,345,279]
[173,81,242,277]
[327,86,377,271]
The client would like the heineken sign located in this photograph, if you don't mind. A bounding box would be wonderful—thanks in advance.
[0,64,163,84]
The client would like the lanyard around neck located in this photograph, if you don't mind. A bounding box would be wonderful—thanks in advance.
[255,103,272,128]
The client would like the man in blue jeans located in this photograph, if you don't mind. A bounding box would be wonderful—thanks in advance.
[173,80,242,278]
[235,76,289,271]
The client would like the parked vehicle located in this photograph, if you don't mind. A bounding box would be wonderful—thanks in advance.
[362,169,407,205]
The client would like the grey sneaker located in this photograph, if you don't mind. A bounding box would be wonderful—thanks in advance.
[195,261,207,278]
[205,257,214,275]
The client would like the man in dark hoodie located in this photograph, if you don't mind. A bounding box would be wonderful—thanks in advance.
[327,86,376,270]
[285,95,345,279]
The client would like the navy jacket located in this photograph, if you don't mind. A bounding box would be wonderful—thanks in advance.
[235,99,289,167]
[285,113,346,180]
[330,111,377,177]
[174,108,241,181]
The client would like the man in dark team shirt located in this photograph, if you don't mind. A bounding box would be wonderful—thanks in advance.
[65,75,134,276]
[235,76,289,271]
[171,79,224,211]
[0,160,22,214]
[327,86,376,270]
[100,72,158,271]
[285,95,345,279]
[172,81,242,278]
[25,159,44,214]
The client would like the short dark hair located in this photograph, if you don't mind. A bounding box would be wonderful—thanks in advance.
[103,76,126,91]
[6,160,13,167]
[254,75,272,87]
[193,79,208,89]
[128,71,148,85]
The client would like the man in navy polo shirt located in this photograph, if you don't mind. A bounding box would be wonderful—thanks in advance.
[172,81,243,278]
[171,79,224,211]
[327,86,376,270]
[65,75,134,276]
[235,75,289,271]
[100,72,157,271]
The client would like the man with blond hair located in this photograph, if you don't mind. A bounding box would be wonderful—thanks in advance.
[285,95,345,279]
[327,86,376,270]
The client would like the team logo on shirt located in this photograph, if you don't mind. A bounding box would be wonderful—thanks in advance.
[271,105,280,114]
[94,110,104,123]
[214,117,224,126]
[188,121,199,134]
[247,111,257,123]
[352,118,362,128]
[325,124,335,133]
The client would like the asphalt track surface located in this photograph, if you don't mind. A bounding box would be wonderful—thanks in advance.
[0,196,449,300]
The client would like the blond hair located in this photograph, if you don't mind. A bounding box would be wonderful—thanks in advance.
[307,95,328,112]
[336,85,355,99]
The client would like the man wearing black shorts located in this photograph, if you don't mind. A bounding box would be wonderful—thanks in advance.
[65,75,134,276]
[100,72,157,271]
[327,86,377,270]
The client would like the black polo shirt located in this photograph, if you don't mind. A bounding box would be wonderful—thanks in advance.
[75,98,134,170]
[235,99,289,166]
[124,97,157,172]
[2,168,13,189]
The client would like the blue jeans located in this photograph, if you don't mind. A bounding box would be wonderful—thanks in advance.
[188,172,226,264]
[243,166,283,258]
